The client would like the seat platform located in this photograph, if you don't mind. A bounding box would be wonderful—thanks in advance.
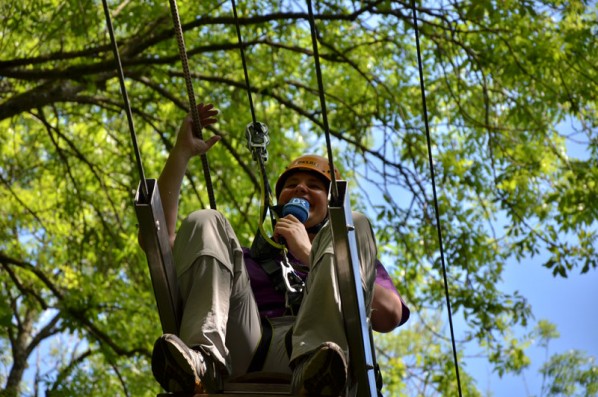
[157,372,291,396]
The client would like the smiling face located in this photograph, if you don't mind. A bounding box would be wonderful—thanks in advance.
[278,171,329,229]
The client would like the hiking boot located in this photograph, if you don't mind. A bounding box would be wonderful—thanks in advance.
[152,333,224,393]
[291,342,348,396]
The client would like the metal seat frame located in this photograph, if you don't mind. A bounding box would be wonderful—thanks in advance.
[136,180,378,396]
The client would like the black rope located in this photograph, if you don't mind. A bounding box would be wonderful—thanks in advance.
[411,4,463,396]
[167,0,217,210]
[230,0,277,228]
[231,0,258,126]
[100,0,148,200]
[305,0,339,203]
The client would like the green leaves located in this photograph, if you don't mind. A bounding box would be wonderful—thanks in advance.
[540,350,598,396]
[1,0,597,395]
[530,321,598,396]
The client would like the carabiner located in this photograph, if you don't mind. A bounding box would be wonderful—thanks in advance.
[280,252,304,294]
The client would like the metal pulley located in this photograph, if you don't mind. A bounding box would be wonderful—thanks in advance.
[245,121,270,162]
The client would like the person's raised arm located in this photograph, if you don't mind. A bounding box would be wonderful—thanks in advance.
[140,103,220,250]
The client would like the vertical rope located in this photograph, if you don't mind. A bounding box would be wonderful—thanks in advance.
[305,0,339,202]
[167,0,217,210]
[101,0,148,199]
[230,0,278,230]
[231,0,258,126]
[411,3,463,396]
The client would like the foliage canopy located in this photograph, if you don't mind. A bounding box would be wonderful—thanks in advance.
[1,0,596,395]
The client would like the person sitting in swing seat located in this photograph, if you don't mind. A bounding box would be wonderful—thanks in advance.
[145,103,410,396]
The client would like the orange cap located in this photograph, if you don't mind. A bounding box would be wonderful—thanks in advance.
[275,154,341,198]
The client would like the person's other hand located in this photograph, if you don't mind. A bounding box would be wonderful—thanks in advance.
[174,103,221,158]
[274,215,312,266]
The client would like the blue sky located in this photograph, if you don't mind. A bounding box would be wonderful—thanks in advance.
[355,116,597,395]
[455,120,597,396]
[467,258,598,396]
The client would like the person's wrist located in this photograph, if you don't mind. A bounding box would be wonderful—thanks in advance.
[299,245,311,267]
[172,142,195,161]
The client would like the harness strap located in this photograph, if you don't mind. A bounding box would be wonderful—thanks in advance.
[260,258,286,292]
[250,227,305,301]
[247,317,273,373]
[258,257,303,315]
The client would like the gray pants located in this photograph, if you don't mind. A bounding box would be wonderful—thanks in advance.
[173,209,377,378]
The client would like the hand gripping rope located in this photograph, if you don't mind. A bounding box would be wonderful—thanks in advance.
[166,0,217,210]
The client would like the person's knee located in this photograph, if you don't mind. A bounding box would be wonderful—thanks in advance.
[183,208,224,228]
[174,209,238,275]
[175,209,222,248]
[177,209,230,241]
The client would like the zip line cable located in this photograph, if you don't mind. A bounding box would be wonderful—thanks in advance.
[305,0,339,203]
[101,0,147,200]
[167,0,217,210]
[411,4,463,396]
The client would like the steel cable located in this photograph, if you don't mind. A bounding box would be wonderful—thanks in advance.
[411,3,463,395]
[101,0,148,199]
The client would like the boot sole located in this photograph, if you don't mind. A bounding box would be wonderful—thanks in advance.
[301,344,347,396]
